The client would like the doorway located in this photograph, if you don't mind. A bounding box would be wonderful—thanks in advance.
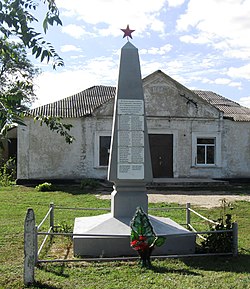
[149,134,173,178]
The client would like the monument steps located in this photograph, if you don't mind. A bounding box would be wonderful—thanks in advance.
[99,178,229,191]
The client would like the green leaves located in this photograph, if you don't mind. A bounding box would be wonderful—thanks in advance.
[201,214,233,253]
[0,0,64,68]
[33,115,75,144]
[154,236,166,247]
[130,207,166,248]
[0,39,38,138]
[130,229,139,242]
[130,207,166,267]
[0,1,73,144]
[32,45,42,58]
[43,11,62,33]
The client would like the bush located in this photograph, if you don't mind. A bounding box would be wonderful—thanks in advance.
[201,214,233,253]
[201,199,234,253]
[0,158,16,186]
[35,182,55,192]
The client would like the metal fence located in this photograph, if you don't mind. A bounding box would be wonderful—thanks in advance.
[24,203,238,286]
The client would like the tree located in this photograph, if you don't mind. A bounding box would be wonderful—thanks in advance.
[0,39,39,136]
[0,39,74,144]
[0,0,74,144]
[0,0,64,68]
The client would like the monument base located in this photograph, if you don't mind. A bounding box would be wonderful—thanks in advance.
[73,213,196,257]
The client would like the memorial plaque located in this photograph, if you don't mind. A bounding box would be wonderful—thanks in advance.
[118,131,144,147]
[132,131,144,146]
[118,115,144,131]
[118,99,144,115]
[117,99,145,179]
[118,164,144,179]
[118,147,131,163]
[118,146,144,164]
[118,115,131,130]
[131,115,144,130]
[118,131,131,146]
[131,147,144,163]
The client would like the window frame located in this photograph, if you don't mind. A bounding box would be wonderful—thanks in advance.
[192,132,221,167]
[94,132,111,168]
[196,137,216,165]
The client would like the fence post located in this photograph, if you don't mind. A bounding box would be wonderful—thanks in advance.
[232,222,238,257]
[50,202,54,231]
[24,208,37,286]
[186,203,191,228]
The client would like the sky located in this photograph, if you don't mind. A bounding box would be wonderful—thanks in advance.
[31,0,250,108]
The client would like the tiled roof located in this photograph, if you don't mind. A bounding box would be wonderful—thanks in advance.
[29,85,250,122]
[29,85,116,118]
[194,90,250,122]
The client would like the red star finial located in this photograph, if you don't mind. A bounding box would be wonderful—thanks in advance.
[121,24,135,39]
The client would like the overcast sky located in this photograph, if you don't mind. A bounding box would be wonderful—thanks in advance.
[31,0,250,108]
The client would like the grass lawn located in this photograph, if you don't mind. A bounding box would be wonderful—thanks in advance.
[0,185,249,289]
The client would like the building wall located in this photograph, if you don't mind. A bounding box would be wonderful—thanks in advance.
[18,118,85,180]
[17,114,250,181]
[221,120,250,177]
[147,117,223,178]
[17,73,250,181]
[83,116,113,179]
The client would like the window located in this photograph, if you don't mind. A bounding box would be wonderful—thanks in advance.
[192,133,221,168]
[196,138,215,165]
[99,136,111,166]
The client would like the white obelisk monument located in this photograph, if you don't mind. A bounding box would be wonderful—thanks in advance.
[108,26,152,219]
[73,26,196,257]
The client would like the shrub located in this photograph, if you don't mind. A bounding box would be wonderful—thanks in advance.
[201,199,234,253]
[0,158,16,186]
[35,182,55,192]
[201,214,233,253]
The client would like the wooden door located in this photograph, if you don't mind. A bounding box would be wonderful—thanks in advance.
[149,134,173,178]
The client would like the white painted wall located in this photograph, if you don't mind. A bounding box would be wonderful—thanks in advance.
[221,121,250,177]
[17,115,249,181]
[17,73,250,181]
[18,118,85,179]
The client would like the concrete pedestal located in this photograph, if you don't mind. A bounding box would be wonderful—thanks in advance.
[73,213,196,257]
[111,184,148,218]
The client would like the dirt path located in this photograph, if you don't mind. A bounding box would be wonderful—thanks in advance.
[147,193,250,208]
[97,190,250,208]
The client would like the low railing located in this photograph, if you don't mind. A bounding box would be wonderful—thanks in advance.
[24,203,238,286]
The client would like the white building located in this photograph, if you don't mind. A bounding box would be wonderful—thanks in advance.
[17,70,250,183]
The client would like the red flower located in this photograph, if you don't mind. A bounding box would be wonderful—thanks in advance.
[139,235,146,241]
[131,240,138,246]
[131,236,149,251]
